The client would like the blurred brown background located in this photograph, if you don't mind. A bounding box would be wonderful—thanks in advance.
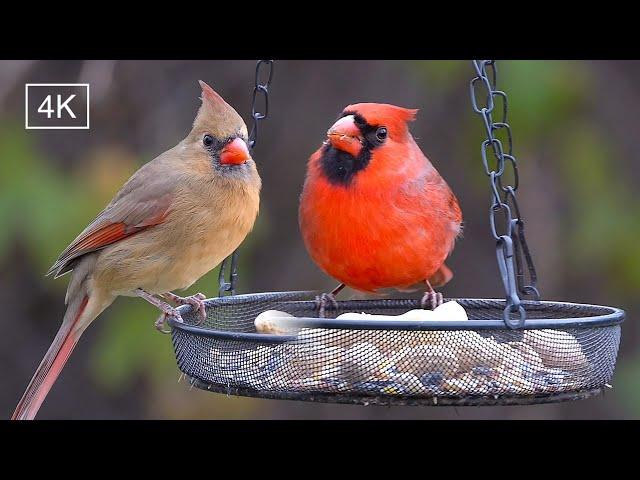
[0,60,638,419]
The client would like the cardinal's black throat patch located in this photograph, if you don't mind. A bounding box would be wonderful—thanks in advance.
[320,144,371,186]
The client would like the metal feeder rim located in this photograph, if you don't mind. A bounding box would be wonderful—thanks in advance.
[169,321,296,344]
[168,293,625,343]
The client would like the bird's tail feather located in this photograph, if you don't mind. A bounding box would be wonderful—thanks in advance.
[11,293,90,420]
[428,263,453,289]
[394,263,455,293]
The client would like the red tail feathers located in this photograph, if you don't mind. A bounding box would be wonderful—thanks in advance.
[11,295,89,420]
[428,263,454,289]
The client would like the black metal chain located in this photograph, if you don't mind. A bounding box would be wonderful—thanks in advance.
[248,60,274,149]
[218,60,274,297]
[470,60,540,328]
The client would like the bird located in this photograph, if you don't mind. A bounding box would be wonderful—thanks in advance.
[299,103,462,315]
[11,80,261,420]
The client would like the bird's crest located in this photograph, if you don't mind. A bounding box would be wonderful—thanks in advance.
[193,80,246,138]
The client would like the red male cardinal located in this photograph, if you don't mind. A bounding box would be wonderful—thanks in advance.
[299,103,462,311]
[12,81,261,420]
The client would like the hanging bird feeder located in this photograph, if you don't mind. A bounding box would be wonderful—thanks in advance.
[167,60,625,406]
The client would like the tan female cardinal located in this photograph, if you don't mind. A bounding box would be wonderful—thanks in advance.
[299,103,462,310]
[12,81,261,420]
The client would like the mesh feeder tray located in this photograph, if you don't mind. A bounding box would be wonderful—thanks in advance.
[168,291,624,406]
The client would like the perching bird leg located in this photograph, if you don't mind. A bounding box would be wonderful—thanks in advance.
[135,289,183,333]
[315,283,345,318]
[161,292,207,325]
[420,280,443,310]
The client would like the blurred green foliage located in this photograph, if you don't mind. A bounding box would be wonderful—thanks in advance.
[0,123,102,268]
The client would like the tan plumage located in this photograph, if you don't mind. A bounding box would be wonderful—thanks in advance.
[12,80,260,420]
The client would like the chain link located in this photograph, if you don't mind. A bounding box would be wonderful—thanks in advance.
[249,60,274,150]
[218,60,274,296]
[470,60,540,328]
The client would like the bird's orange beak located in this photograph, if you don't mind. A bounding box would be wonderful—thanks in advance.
[220,138,251,165]
[327,115,363,157]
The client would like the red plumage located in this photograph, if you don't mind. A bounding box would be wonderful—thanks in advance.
[299,103,462,293]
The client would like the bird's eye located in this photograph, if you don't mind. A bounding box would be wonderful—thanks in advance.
[203,134,214,147]
[376,127,388,142]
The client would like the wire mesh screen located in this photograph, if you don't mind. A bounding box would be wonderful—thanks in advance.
[170,292,623,406]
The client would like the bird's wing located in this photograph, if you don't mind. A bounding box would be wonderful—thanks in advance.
[444,185,463,225]
[401,167,462,224]
[47,159,177,278]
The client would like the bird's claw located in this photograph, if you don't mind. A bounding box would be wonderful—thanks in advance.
[155,308,183,334]
[315,292,339,318]
[182,293,207,325]
[420,291,443,310]
[164,292,208,325]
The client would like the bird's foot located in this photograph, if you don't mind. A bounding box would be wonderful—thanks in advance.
[135,288,184,334]
[154,308,183,334]
[420,290,443,310]
[314,283,345,318]
[315,292,339,318]
[162,292,207,325]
